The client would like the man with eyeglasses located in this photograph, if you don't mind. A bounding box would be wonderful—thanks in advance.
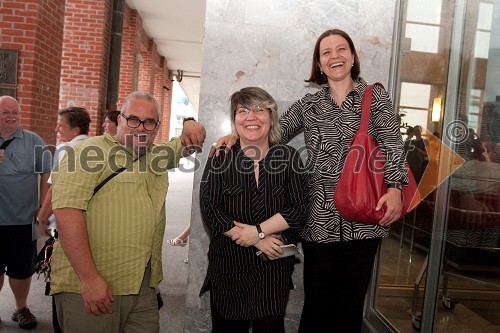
[0,95,52,330]
[49,91,206,332]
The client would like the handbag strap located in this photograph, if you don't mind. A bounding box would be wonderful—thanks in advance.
[359,83,385,134]
[0,137,15,150]
[93,156,140,195]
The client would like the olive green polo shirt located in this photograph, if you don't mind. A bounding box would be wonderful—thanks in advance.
[50,133,182,295]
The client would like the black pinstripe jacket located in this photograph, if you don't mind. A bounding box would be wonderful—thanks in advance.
[199,143,307,319]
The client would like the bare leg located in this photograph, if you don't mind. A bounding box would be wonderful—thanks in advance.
[176,225,190,241]
[9,276,32,310]
[167,225,191,246]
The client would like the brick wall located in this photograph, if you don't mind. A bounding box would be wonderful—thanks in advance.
[1,0,175,142]
[59,0,113,136]
[156,60,172,142]
[118,5,140,109]
[0,0,65,144]
[137,44,153,93]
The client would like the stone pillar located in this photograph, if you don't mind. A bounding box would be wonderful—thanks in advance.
[186,0,397,332]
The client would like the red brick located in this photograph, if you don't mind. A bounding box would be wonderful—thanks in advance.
[1,15,26,23]
[2,2,26,9]
[1,0,164,139]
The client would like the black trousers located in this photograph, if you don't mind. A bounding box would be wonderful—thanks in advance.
[299,238,381,333]
[211,304,285,333]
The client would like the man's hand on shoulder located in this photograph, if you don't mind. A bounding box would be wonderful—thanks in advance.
[180,119,206,156]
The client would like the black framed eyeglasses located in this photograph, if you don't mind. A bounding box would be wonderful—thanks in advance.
[120,113,159,131]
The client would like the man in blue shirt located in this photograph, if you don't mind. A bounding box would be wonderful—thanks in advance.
[0,95,52,330]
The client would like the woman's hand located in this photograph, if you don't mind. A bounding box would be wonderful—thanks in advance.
[254,236,285,258]
[231,221,261,246]
[376,188,402,226]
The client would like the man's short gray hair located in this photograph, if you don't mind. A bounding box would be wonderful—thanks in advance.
[121,92,161,118]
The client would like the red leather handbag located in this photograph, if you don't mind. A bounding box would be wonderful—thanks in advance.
[334,83,420,224]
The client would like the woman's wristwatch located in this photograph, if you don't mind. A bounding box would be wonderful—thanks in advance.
[256,224,266,239]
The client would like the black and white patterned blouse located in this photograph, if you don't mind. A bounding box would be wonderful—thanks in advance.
[280,77,409,243]
[199,143,307,320]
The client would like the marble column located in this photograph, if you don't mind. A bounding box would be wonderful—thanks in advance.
[185,0,397,331]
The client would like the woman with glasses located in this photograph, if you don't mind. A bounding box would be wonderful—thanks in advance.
[200,87,307,333]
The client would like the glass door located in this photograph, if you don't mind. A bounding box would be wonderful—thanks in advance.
[367,0,500,332]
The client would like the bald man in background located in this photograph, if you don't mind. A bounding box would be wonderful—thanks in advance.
[0,96,52,330]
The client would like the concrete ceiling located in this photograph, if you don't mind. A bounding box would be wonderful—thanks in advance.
[124,0,205,112]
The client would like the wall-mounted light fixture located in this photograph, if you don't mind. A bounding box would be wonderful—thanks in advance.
[173,70,184,82]
[432,97,442,122]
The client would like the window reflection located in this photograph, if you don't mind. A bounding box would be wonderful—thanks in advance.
[406,24,440,53]
[407,0,442,23]
[373,0,500,332]
[406,0,443,53]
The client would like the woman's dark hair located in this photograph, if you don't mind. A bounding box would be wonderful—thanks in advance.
[58,106,91,135]
[105,110,120,126]
[305,29,361,85]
